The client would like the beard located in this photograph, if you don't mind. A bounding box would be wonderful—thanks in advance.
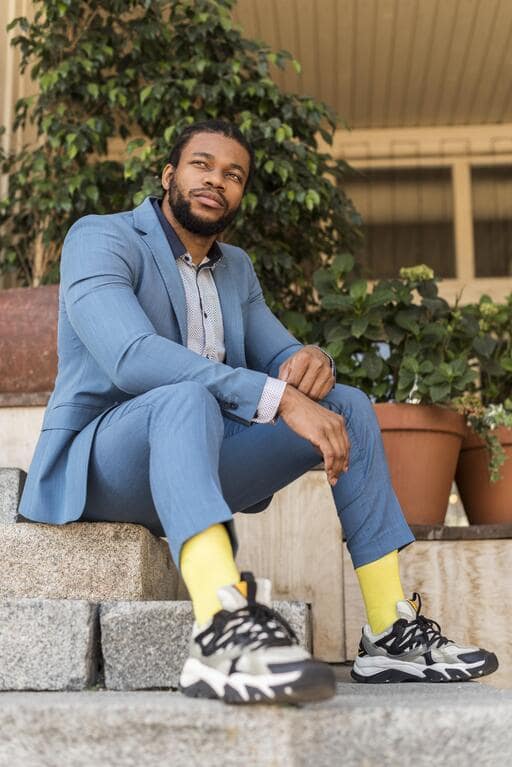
[168,177,240,236]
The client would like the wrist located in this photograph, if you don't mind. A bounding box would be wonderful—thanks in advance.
[277,383,300,415]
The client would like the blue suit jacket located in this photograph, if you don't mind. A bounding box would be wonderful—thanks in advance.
[18,196,304,525]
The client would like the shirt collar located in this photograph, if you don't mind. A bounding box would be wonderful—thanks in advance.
[150,196,223,268]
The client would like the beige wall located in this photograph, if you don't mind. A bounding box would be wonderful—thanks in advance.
[326,125,512,303]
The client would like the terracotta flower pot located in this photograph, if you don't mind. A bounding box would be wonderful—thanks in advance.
[0,285,58,397]
[374,403,467,525]
[455,426,512,524]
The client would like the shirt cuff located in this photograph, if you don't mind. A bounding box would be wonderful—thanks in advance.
[252,377,287,424]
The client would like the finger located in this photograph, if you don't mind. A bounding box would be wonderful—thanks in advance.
[285,356,310,388]
[297,361,324,396]
[321,422,344,485]
[328,422,346,481]
[340,419,351,472]
[278,361,291,381]
[308,371,335,401]
[320,437,337,486]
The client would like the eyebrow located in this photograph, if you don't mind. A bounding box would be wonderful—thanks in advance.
[191,152,246,177]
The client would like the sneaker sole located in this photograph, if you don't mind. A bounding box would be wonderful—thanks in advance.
[351,651,499,683]
[179,657,336,704]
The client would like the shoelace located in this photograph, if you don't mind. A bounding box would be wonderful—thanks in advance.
[392,592,451,652]
[196,601,298,656]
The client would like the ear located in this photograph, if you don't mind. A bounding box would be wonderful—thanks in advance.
[161,163,175,192]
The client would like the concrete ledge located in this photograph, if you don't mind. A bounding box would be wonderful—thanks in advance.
[410,523,512,540]
[0,522,179,600]
[0,685,511,766]
[100,599,311,690]
[0,467,26,523]
[0,599,98,691]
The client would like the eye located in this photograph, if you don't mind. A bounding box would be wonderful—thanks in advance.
[192,160,208,167]
[228,172,242,183]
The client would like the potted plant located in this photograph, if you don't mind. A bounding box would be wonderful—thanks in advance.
[312,258,475,525]
[454,296,512,523]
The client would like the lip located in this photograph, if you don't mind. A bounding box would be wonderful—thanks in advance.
[192,191,225,209]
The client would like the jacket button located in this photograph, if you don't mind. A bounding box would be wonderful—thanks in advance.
[229,402,238,410]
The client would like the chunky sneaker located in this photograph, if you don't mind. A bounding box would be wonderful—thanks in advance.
[351,592,499,683]
[179,571,336,704]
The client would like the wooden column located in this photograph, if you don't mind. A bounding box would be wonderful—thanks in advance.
[452,160,475,283]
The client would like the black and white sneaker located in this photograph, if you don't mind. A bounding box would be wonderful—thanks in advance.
[351,592,499,683]
[179,571,336,704]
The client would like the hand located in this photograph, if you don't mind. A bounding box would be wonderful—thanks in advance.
[278,346,334,401]
[277,385,350,486]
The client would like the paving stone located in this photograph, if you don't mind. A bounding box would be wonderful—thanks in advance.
[0,599,98,691]
[0,522,178,600]
[100,599,311,690]
[0,467,26,523]
[0,685,511,766]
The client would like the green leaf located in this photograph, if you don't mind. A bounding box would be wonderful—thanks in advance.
[140,86,153,103]
[351,317,369,338]
[275,127,285,143]
[361,354,383,380]
[349,280,367,301]
[429,383,451,402]
[472,335,497,358]
[326,340,344,357]
[85,185,99,203]
[87,83,99,99]
[395,310,420,335]
[332,252,354,275]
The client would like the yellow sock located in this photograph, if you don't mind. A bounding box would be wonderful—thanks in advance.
[355,549,405,634]
[179,523,242,626]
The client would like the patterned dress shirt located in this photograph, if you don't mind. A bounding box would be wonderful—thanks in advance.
[151,197,334,423]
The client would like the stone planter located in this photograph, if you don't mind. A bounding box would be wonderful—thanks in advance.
[374,403,467,525]
[0,285,58,402]
[455,426,512,524]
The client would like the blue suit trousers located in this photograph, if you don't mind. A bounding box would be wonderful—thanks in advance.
[80,382,416,569]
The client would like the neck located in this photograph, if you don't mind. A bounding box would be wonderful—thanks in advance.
[161,195,217,265]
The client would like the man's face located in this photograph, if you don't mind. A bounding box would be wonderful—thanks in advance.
[162,132,250,236]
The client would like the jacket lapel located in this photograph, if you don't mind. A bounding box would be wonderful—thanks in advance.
[133,197,188,346]
[213,253,246,368]
[132,197,246,367]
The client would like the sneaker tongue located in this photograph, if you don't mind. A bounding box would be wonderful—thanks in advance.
[217,577,273,611]
[396,598,419,621]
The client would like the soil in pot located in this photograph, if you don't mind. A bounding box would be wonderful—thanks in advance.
[374,403,467,526]
[455,427,512,524]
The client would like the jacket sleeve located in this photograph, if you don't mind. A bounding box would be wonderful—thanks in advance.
[60,219,268,424]
[243,253,304,377]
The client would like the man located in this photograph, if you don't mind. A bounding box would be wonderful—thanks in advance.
[19,120,498,704]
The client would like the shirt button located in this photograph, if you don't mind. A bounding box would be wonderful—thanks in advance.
[204,312,207,318]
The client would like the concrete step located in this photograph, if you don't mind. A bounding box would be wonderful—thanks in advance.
[100,599,311,690]
[1,683,511,766]
[0,521,178,600]
[0,599,98,691]
[0,598,311,692]
[0,467,26,523]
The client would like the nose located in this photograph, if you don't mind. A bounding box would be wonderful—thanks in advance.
[203,167,225,191]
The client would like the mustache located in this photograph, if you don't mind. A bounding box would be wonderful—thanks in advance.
[190,188,227,208]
